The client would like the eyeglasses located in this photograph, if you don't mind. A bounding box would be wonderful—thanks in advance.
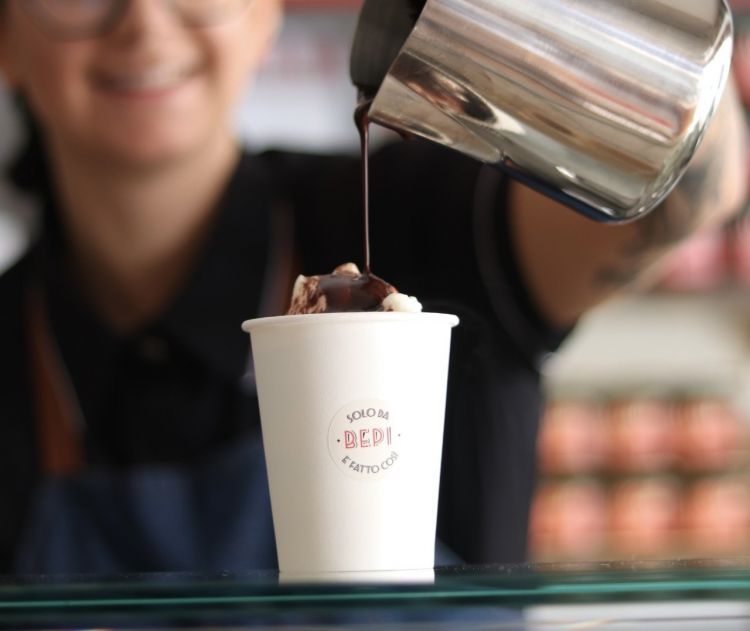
[20,0,254,40]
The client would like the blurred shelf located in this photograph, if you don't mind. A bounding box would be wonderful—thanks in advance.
[543,290,750,398]
[535,287,750,562]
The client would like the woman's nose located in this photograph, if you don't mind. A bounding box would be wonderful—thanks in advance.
[107,0,184,45]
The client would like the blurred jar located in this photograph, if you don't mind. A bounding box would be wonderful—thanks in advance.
[609,477,681,558]
[729,215,750,286]
[529,479,607,561]
[730,0,750,283]
[731,0,750,104]
[676,398,748,472]
[608,399,677,473]
[682,476,750,555]
[537,400,608,475]
[658,229,729,292]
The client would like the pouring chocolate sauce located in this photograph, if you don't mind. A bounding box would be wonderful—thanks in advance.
[305,98,394,313]
[354,98,373,275]
[287,0,428,316]
[286,97,396,315]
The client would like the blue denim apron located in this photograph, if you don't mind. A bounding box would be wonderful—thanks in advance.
[13,288,277,574]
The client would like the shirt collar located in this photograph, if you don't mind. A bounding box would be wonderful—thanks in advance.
[41,151,276,391]
[159,152,275,381]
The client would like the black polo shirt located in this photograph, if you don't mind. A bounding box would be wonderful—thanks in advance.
[0,140,565,572]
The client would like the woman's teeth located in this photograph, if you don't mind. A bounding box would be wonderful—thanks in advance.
[100,66,195,91]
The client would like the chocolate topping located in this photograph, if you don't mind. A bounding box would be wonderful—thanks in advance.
[288,263,397,315]
[284,98,421,316]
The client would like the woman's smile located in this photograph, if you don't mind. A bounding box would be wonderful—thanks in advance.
[91,61,203,100]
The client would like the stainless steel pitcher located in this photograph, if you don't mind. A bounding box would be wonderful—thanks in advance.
[351,0,734,223]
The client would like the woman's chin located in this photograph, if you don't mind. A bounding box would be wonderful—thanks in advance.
[94,133,215,171]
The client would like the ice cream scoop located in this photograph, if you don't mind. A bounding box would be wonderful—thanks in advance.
[287,263,422,314]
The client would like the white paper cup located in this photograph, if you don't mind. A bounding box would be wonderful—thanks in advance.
[242,312,459,579]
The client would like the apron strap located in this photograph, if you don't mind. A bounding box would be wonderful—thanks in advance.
[26,287,85,477]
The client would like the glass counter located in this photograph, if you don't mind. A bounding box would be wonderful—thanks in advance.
[3,558,750,629]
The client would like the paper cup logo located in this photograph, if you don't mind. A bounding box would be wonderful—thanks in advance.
[328,399,403,480]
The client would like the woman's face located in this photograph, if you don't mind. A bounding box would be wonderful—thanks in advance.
[0,0,282,167]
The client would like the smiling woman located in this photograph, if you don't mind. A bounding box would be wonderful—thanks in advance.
[0,0,299,575]
[0,0,284,321]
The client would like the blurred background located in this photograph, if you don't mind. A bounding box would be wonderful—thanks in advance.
[2,0,750,564]
[533,0,750,563]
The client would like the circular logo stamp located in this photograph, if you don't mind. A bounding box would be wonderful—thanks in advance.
[328,399,403,480]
